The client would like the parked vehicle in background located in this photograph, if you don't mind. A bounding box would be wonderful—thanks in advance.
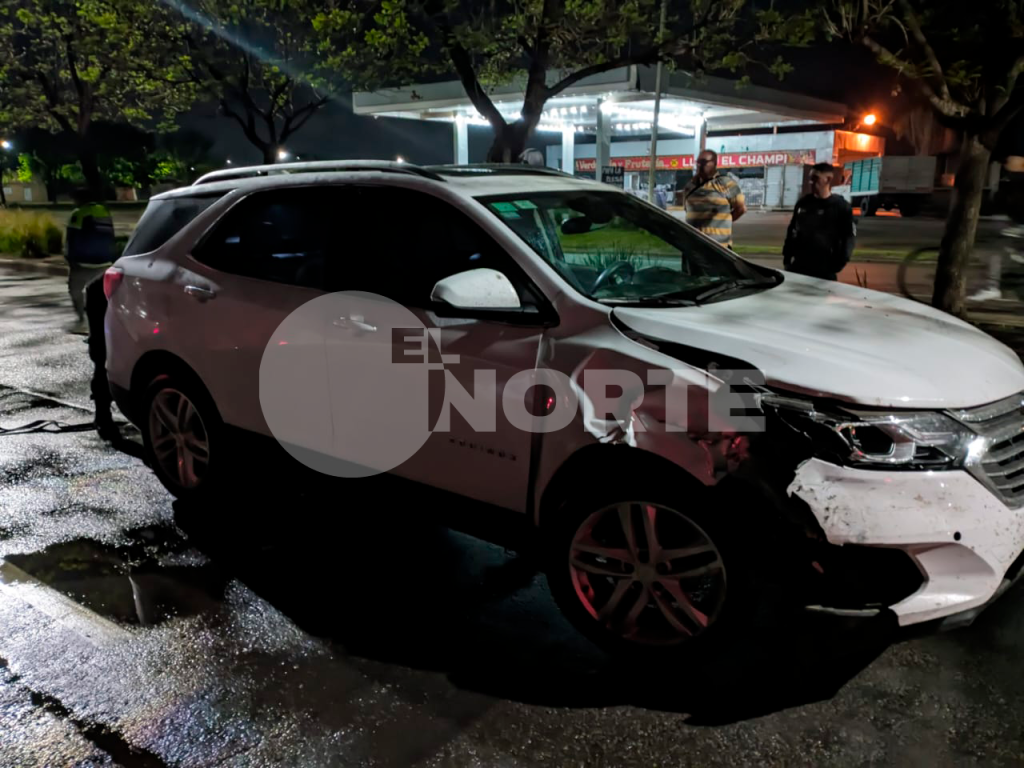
[834,156,937,217]
[103,160,1024,662]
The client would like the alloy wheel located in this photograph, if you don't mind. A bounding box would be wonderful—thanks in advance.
[148,388,210,490]
[568,502,726,645]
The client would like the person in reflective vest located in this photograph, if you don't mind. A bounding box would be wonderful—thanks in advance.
[66,187,114,333]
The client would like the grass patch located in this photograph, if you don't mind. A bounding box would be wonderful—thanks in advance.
[732,244,922,261]
[561,227,678,257]
[561,228,923,262]
[0,209,63,258]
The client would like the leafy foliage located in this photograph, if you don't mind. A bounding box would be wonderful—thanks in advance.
[0,0,197,189]
[0,0,196,133]
[313,0,813,159]
[14,154,32,183]
[179,0,341,162]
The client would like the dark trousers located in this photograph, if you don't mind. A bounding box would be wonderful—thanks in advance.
[69,263,108,321]
[84,275,112,425]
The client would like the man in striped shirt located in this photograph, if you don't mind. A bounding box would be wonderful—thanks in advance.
[681,150,747,248]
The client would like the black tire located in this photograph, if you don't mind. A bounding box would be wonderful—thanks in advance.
[140,370,228,502]
[897,246,940,302]
[860,197,876,217]
[543,476,765,664]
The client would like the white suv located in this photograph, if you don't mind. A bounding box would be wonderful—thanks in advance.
[104,160,1024,656]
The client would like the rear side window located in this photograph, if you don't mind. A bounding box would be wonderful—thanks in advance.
[191,187,346,289]
[123,195,223,256]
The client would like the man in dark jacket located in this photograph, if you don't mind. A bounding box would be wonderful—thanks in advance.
[783,163,856,280]
[84,273,117,440]
[66,187,115,333]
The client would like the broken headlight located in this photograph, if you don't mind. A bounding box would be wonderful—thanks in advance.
[761,394,978,469]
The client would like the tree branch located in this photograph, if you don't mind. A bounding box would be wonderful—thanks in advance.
[281,96,328,141]
[861,34,966,118]
[993,54,1024,115]
[446,39,505,127]
[899,0,951,103]
[221,98,266,151]
[544,12,710,101]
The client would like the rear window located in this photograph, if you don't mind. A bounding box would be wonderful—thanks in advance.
[123,195,224,256]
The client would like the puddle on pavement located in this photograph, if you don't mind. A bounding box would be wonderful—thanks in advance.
[2,526,228,627]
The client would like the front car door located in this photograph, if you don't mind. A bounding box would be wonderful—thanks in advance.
[324,184,554,513]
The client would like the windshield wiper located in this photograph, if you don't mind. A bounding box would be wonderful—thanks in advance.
[689,277,779,304]
[602,295,698,307]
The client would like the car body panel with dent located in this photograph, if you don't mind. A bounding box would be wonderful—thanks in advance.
[104,161,1024,647]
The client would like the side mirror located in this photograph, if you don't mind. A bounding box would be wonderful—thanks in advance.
[431,268,521,310]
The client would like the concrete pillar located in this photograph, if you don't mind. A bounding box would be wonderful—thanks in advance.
[595,101,611,180]
[698,119,707,154]
[561,125,575,175]
[453,118,469,165]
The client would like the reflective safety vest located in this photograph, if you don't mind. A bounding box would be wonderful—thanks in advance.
[66,203,115,266]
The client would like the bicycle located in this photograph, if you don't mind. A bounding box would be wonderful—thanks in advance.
[896,245,1013,304]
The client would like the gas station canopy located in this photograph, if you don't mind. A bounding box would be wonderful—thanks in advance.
[352,65,847,139]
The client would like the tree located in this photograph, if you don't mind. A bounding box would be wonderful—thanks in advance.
[824,0,1024,316]
[0,0,196,194]
[178,0,340,164]
[313,0,811,162]
[149,128,216,184]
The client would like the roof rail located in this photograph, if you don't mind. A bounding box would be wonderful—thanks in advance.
[424,163,575,177]
[192,160,446,186]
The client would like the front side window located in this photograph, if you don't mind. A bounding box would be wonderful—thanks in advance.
[478,190,778,305]
[340,187,542,308]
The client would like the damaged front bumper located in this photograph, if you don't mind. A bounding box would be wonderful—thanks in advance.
[789,458,1024,627]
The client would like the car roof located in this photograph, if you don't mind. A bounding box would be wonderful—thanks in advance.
[150,161,609,202]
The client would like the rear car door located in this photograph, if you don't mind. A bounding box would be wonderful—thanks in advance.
[175,186,343,455]
[324,185,552,513]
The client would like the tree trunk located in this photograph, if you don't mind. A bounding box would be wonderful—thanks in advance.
[486,121,533,163]
[78,137,103,198]
[932,132,991,316]
[263,146,278,165]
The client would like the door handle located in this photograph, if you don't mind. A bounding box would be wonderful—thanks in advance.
[184,285,216,301]
[333,315,377,333]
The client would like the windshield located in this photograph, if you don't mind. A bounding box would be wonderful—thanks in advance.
[478,190,778,305]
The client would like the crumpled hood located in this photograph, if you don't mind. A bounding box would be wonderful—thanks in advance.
[612,272,1024,409]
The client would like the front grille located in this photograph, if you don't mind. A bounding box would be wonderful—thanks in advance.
[954,393,1024,508]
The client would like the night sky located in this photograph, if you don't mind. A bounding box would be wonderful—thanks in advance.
[181,39,1024,166]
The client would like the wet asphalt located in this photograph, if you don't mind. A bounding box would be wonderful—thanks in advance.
[2,266,1024,767]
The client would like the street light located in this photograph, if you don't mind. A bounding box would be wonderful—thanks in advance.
[277,148,289,161]
[226,159,232,165]
[0,140,11,150]
[863,113,878,126]
[396,155,405,163]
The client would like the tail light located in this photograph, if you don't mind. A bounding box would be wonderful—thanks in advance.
[103,267,124,300]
